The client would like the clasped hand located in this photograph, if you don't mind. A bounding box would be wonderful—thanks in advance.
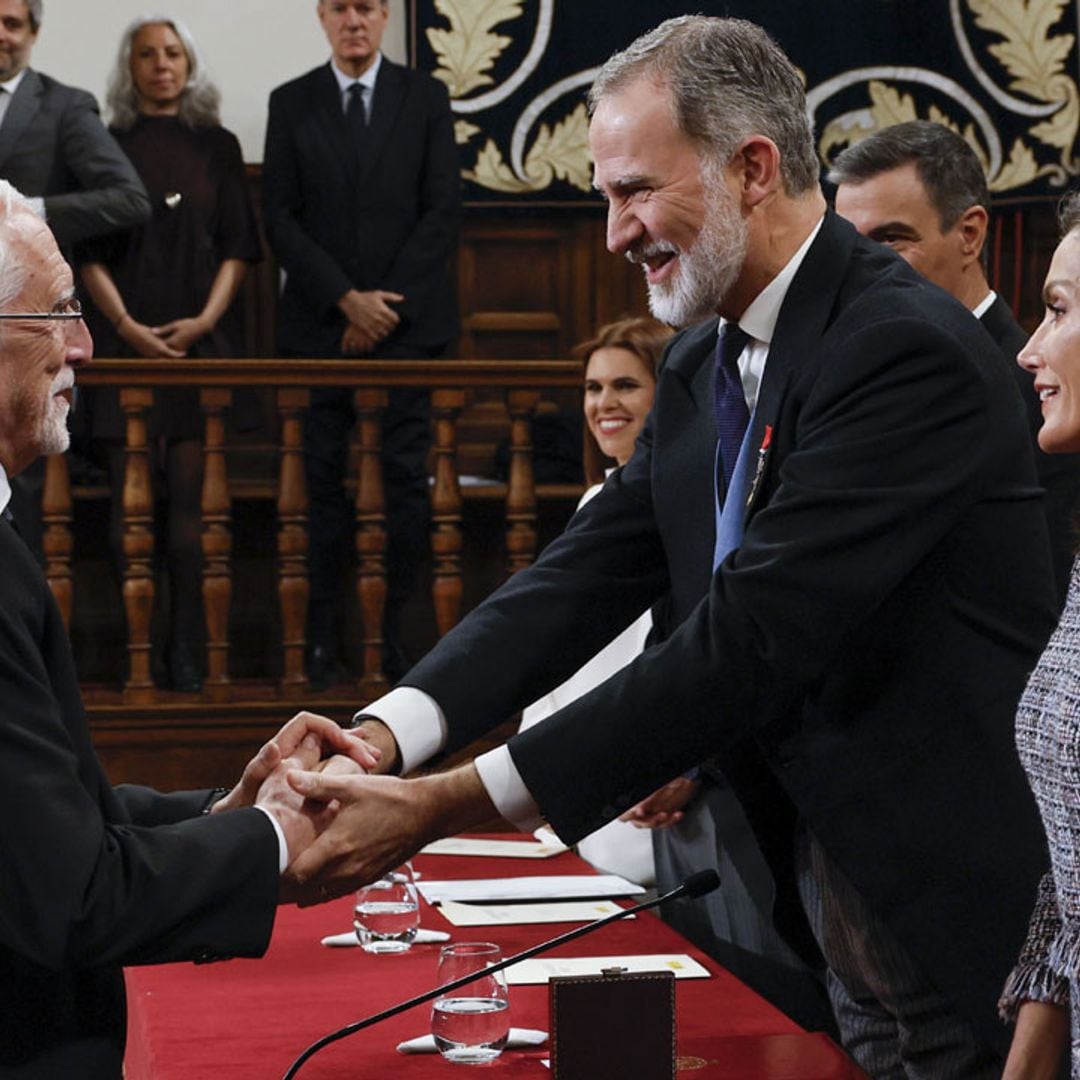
[209,711,383,898]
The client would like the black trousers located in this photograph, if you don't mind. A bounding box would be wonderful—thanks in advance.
[297,344,437,652]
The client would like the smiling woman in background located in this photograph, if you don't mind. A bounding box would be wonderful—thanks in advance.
[999,190,1080,1079]
[79,15,261,692]
[520,316,673,887]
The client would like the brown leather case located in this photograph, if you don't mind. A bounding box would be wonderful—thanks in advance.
[549,968,676,1079]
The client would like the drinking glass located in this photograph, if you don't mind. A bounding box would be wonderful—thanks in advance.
[431,942,510,1064]
[352,863,420,953]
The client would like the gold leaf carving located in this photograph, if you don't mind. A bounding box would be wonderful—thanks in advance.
[464,106,593,194]
[523,104,592,191]
[455,119,481,145]
[966,0,1078,180]
[866,81,919,128]
[968,0,1073,99]
[427,0,524,99]
[1029,76,1078,151]
[817,81,917,163]
[989,137,1041,191]
[463,139,533,193]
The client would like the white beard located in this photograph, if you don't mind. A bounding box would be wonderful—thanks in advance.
[41,372,72,456]
[634,184,748,328]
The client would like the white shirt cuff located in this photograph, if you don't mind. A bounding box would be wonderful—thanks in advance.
[474,745,543,831]
[353,686,447,775]
[26,196,44,219]
[253,805,289,873]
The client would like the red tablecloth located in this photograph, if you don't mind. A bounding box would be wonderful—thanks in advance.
[124,838,862,1078]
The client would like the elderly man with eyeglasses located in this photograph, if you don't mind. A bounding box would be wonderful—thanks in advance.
[0,180,372,1079]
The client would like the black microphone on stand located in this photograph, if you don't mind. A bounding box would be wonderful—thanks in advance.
[282,869,720,1079]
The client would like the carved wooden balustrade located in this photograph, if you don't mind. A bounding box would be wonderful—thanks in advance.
[65,359,582,728]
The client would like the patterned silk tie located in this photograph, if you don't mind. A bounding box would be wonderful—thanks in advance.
[714,322,751,494]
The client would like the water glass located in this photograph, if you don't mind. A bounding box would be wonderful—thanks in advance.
[352,863,420,953]
[431,942,510,1064]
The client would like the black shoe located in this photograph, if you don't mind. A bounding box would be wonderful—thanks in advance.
[306,643,339,691]
[168,641,203,693]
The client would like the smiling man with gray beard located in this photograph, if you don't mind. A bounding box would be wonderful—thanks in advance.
[283,19,1057,1075]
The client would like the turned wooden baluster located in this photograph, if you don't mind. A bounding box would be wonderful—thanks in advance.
[353,389,388,689]
[277,388,310,694]
[430,389,464,635]
[200,388,233,699]
[504,390,541,576]
[120,387,155,700]
[42,453,74,630]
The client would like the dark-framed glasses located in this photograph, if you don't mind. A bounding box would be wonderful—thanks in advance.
[0,298,83,321]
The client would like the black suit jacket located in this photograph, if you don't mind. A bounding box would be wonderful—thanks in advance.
[263,59,460,355]
[0,518,279,1077]
[981,294,1080,603]
[407,213,1056,1052]
[0,69,149,251]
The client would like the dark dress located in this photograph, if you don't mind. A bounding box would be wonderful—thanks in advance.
[80,115,261,439]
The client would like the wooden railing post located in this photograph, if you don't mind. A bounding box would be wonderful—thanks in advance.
[42,453,73,630]
[120,387,155,701]
[505,390,541,576]
[277,388,310,695]
[431,389,465,635]
[353,389,389,691]
[200,388,233,700]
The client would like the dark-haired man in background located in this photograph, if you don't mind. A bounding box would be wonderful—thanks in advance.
[831,119,1080,603]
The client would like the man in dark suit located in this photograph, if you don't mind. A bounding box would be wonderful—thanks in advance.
[0,0,150,560]
[0,0,148,252]
[831,119,1080,604]
[284,17,1057,1075]
[263,0,460,687]
[0,177,370,1078]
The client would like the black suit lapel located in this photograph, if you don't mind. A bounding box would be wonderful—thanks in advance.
[309,64,357,184]
[0,69,42,172]
[742,212,858,517]
[357,60,407,188]
[657,320,722,591]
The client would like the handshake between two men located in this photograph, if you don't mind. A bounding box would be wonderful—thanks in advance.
[224,713,496,905]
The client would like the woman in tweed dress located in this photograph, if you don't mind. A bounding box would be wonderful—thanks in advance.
[999,191,1080,1077]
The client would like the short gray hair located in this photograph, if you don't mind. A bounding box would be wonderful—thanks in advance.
[1059,190,1080,239]
[588,16,820,196]
[25,0,41,33]
[828,121,989,232]
[106,15,220,131]
[0,180,34,313]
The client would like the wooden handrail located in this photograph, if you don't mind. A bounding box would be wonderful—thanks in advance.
[79,358,582,389]
[61,357,585,706]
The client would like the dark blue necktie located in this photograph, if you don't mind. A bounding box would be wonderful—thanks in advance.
[714,322,751,493]
[347,83,368,156]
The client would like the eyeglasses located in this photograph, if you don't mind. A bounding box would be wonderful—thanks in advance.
[0,298,83,321]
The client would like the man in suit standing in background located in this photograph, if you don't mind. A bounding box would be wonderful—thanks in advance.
[263,0,461,688]
[0,0,150,558]
[830,119,1080,604]
[282,16,1058,1075]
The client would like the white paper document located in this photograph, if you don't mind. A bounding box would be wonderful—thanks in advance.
[504,954,710,985]
[419,837,568,859]
[436,899,633,928]
[416,874,644,906]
